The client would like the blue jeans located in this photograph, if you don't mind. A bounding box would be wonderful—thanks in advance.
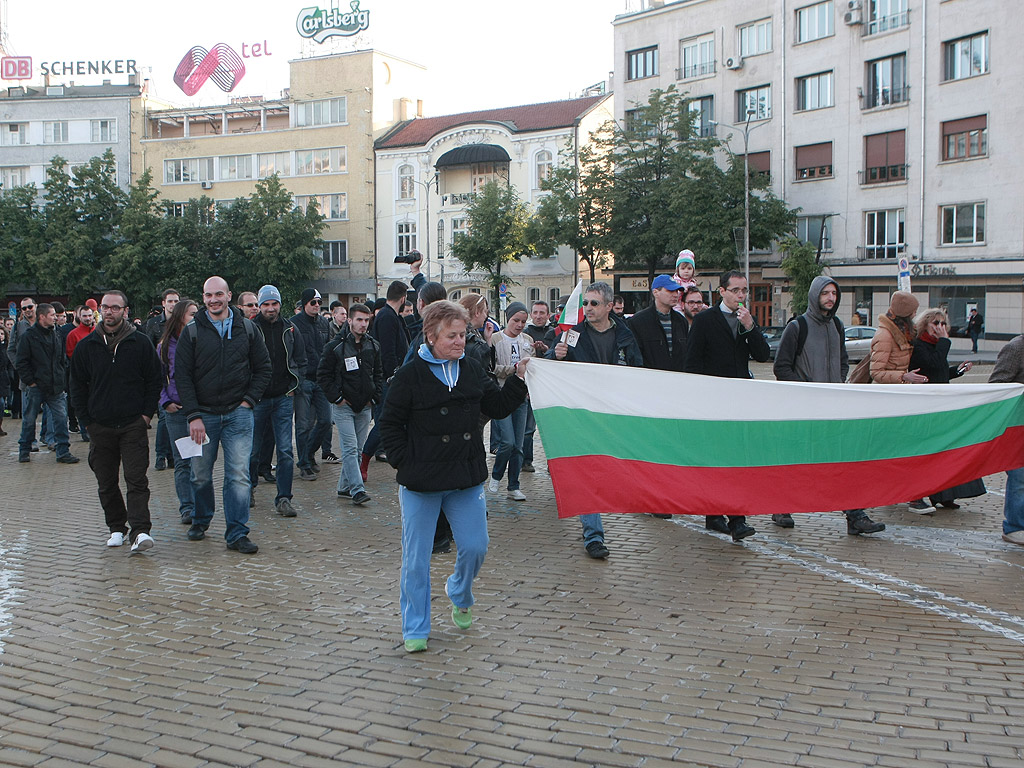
[491,401,528,491]
[155,405,172,461]
[41,402,54,445]
[294,379,331,469]
[579,513,604,546]
[332,402,372,495]
[250,394,295,503]
[522,404,536,465]
[162,406,195,520]
[19,388,70,458]
[399,483,489,641]
[190,407,254,544]
[1004,467,1024,534]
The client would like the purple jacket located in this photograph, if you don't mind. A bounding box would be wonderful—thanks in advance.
[159,335,181,409]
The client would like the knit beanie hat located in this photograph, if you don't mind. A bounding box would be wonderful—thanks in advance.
[676,250,696,268]
[300,288,321,307]
[257,285,282,306]
[888,291,918,319]
[505,301,528,322]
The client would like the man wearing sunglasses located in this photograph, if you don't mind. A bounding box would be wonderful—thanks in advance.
[290,287,332,481]
[550,282,643,559]
[236,292,260,320]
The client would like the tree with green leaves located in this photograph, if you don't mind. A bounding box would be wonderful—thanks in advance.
[450,180,534,291]
[104,169,167,309]
[0,185,43,299]
[778,236,825,316]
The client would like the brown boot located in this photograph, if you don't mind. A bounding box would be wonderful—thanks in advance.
[359,452,371,482]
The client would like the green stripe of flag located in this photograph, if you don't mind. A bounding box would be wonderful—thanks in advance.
[535,397,1024,468]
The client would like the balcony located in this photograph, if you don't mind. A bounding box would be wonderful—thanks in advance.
[676,60,716,80]
[856,245,905,261]
[859,164,908,185]
[443,192,476,206]
[860,84,910,110]
[863,10,910,37]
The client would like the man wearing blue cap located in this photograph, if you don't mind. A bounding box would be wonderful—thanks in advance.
[250,285,307,518]
[628,275,688,372]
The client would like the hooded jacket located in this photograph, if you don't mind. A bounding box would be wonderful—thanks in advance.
[870,314,914,384]
[773,275,848,383]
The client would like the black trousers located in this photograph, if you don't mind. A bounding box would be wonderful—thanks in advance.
[87,418,152,541]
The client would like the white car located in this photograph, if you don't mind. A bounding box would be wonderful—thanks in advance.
[844,326,877,362]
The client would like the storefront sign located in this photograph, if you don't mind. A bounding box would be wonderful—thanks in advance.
[911,263,957,277]
[297,1,371,43]
[623,278,650,291]
[39,59,138,76]
[1,57,32,80]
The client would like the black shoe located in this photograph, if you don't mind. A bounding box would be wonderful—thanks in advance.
[155,456,167,471]
[729,522,756,541]
[260,470,277,483]
[847,516,886,535]
[68,425,79,433]
[56,454,80,464]
[310,459,321,473]
[771,513,795,529]
[705,516,730,534]
[249,489,256,508]
[585,540,610,559]
[649,513,672,519]
[180,513,193,525]
[337,488,352,498]
[321,451,341,464]
[521,462,535,473]
[299,467,317,481]
[351,490,371,506]
[18,452,29,463]
[936,501,961,510]
[227,536,258,554]
[375,451,387,462]
[187,524,206,541]
[432,537,452,555]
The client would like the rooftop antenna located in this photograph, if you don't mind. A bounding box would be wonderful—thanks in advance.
[0,0,14,56]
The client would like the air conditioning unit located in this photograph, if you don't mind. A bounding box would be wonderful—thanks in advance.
[200,180,213,190]
[847,0,861,10]
[844,9,862,24]
[725,56,743,70]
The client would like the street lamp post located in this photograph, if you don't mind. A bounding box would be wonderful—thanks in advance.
[413,172,439,281]
[742,107,756,285]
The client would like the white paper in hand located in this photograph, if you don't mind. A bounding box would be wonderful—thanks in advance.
[175,435,208,459]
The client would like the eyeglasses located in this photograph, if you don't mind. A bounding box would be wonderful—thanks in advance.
[724,287,749,295]
[932,320,948,327]
[583,300,605,307]
[242,303,258,308]
[21,304,35,310]
[100,305,125,312]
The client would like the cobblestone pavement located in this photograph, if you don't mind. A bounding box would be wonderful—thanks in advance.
[1,366,1022,767]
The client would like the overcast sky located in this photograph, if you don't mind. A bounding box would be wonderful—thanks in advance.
[6,0,629,114]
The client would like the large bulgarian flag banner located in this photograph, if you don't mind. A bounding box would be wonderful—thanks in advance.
[526,358,1024,518]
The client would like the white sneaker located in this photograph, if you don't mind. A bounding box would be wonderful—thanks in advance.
[106,532,125,547]
[507,489,526,501]
[908,500,935,515]
[1002,530,1024,546]
[487,478,500,493]
[130,533,154,553]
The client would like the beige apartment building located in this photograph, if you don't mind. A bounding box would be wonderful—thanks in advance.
[137,49,426,304]
[613,0,1023,344]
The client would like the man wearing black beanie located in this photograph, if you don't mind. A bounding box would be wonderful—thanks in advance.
[290,287,331,480]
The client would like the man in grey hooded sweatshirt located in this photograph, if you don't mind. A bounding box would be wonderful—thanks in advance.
[772,275,886,535]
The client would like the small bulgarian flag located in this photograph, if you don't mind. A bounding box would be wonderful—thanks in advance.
[526,358,1024,518]
[556,280,585,332]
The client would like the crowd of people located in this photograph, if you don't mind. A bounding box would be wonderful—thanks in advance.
[3,249,1023,651]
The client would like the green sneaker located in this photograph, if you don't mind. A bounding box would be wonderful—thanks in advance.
[451,605,472,630]
[404,638,428,653]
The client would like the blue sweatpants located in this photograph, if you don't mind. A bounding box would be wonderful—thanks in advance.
[399,483,489,641]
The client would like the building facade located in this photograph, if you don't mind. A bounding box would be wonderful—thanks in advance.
[373,95,614,309]
[613,0,1023,344]
[139,49,427,306]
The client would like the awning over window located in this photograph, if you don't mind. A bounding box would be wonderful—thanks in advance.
[434,144,511,168]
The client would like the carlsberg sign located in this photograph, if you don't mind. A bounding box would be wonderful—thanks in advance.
[297,1,371,43]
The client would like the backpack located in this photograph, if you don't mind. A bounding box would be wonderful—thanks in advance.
[184,315,257,347]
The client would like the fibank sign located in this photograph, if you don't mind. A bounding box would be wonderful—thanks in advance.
[297,1,370,43]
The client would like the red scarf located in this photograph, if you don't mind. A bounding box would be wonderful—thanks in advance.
[919,331,938,345]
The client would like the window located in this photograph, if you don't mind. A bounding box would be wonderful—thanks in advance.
[864,130,906,183]
[797,2,833,43]
[165,202,188,218]
[90,119,117,142]
[549,288,561,306]
[295,97,347,126]
[739,18,772,57]
[43,121,68,143]
[942,115,987,161]
[437,219,445,258]
[1,123,28,146]
[296,193,348,220]
[397,221,417,259]
[398,164,415,199]
[528,288,541,303]
[737,85,771,121]
[295,147,347,175]
[0,166,30,188]
[679,34,715,79]
[535,150,553,186]
[865,208,905,258]
[796,71,834,111]
[624,109,654,137]
[220,154,253,180]
[163,157,215,184]
[941,202,985,245]
[452,218,469,243]
[796,215,833,251]
[865,54,908,108]
[795,142,833,180]
[471,162,507,194]
[626,46,658,80]
[741,151,771,181]
[258,151,291,178]
[865,0,909,36]
[688,96,715,137]
[943,32,988,81]
[318,241,348,267]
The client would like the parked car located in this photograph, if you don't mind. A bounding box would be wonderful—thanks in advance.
[763,326,786,360]
[844,326,877,362]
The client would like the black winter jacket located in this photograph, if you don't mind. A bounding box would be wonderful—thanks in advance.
[683,306,770,378]
[370,303,410,377]
[0,340,12,399]
[69,326,162,429]
[289,311,330,379]
[628,304,689,371]
[253,314,306,398]
[144,313,167,349]
[544,317,643,367]
[316,331,383,412]
[909,337,962,385]
[379,354,527,492]
[174,308,271,422]
[15,323,66,396]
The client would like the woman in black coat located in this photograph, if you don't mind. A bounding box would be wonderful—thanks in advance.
[0,325,12,436]
[379,301,528,653]
[909,309,985,509]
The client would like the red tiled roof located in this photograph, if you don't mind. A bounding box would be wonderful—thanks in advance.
[376,95,608,148]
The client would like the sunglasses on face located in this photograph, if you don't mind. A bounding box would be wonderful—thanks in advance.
[583,300,605,307]
[309,299,322,305]
[242,303,258,308]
